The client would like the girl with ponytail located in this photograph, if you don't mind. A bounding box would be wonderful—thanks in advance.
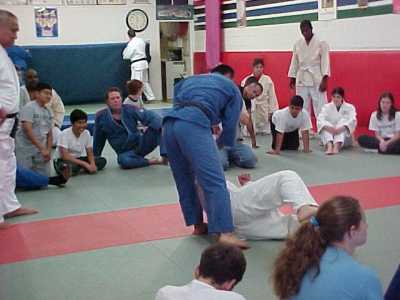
[272,196,383,300]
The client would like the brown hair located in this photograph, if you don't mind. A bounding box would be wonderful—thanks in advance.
[377,91,397,121]
[105,87,121,100]
[252,58,264,67]
[272,196,363,299]
[126,79,143,96]
[198,243,247,285]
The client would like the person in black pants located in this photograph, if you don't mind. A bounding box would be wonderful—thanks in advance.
[268,95,312,155]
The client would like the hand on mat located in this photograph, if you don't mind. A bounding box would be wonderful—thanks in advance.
[379,141,388,152]
[87,163,97,174]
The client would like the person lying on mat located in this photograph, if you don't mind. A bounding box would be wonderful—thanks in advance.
[195,170,318,240]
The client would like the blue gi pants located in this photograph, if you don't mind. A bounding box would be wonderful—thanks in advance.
[163,118,234,234]
[16,164,48,189]
[117,127,166,169]
[219,143,257,171]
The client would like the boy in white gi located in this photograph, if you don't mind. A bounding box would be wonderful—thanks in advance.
[156,243,247,300]
[54,109,106,176]
[227,170,318,240]
[268,95,312,155]
[288,19,330,132]
[241,58,279,135]
[16,82,53,176]
[317,87,357,155]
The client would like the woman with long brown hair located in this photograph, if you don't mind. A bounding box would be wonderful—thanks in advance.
[272,196,383,300]
[358,92,400,154]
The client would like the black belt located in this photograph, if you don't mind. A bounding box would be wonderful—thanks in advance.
[175,101,212,120]
[4,113,19,138]
[6,113,18,118]
[131,58,147,64]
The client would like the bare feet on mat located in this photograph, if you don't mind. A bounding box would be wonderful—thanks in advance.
[149,157,169,166]
[5,207,38,218]
[297,205,318,223]
[218,233,250,250]
[333,143,340,154]
[0,222,13,230]
[193,223,208,235]
[325,143,334,155]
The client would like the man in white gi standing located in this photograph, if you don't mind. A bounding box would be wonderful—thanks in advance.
[288,19,330,133]
[0,10,37,229]
[122,29,155,101]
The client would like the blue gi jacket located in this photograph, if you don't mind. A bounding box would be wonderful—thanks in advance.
[93,104,162,156]
[164,73,243,148]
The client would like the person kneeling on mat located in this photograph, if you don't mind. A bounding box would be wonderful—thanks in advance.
[54,109,106,176]
[268,95,312,155]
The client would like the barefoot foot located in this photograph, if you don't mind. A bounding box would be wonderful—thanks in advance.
[5,207,38,218]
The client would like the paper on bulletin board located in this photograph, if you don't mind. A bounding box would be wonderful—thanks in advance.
[34,7,58,38]
[318,0,337,20]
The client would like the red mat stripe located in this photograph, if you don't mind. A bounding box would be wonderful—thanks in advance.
[0,176,399,265]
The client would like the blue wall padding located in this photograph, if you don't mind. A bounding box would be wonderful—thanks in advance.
[26,43,131,105]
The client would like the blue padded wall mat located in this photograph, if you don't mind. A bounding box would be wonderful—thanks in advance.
[26,43,131,105]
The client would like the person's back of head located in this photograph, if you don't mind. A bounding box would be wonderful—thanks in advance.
[210,64,235,79]
[196,243,246,290]
[252,58,264,67]
[127,29,136,38]
[272,196,364,299]
[126,79,143,96]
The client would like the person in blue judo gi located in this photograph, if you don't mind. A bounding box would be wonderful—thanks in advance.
[93,87,167,169]
[162,66,262,249]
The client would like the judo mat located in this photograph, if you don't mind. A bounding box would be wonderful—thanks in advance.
[2,176,399,265]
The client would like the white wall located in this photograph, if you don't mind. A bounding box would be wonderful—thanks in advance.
[195,14,400,52]
[0,3,196,100]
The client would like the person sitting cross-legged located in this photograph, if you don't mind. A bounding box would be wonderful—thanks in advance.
[54,109,106,176]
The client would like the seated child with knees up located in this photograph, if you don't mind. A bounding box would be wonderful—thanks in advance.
[16,82,53,176]
[54,109,106,176]
[124,79,145,109]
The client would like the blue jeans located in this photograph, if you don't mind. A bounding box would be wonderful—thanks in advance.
[219,143,257,171]
[16,164,48,189]
[163,118,234,234]
[117,127,166,169]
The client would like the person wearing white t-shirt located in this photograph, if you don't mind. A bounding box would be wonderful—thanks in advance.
[155,243,247,300]
[54,109,106,176]
[358,92,400,154]
[268,95,312,155]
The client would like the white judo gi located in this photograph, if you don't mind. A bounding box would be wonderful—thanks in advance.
[288,35,330,119]
[317,101,357,147]
[241,74,279,134]
[0,44,21,223]
[227,170,317,240]
[122,36,155,101]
